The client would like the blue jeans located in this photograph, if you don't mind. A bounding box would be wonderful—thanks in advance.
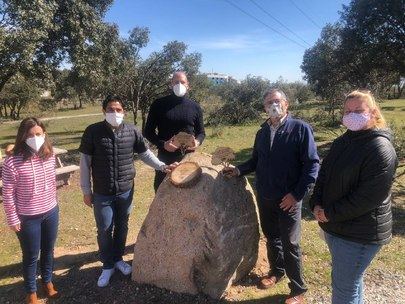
[93,188,133,269]
[16,205,59,293]
[325,232,381,304]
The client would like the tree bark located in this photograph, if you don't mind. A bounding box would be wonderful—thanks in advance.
[141,109,146,133]
[0,72,15,96]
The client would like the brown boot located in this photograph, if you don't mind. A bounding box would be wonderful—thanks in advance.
[42,282,59,298]
[285,292,305,304]
[259,275,284,289]
[26,292,39,304]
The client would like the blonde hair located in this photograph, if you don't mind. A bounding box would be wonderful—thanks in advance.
[345,90,387,129]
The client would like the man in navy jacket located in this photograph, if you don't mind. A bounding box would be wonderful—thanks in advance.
[223,89,319,304]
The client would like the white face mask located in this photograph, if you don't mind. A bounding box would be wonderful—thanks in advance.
[173,83,187,97]
[26,135,45,152]
[105,112,124,127]
[265,103,283,118]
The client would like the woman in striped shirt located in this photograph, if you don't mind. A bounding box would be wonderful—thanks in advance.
[2,117,59,304]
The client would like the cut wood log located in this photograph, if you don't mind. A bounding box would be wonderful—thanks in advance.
[132,152,260,299]
[170,161,202,187]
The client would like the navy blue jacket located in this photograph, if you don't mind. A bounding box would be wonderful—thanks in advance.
[237,115,320,201]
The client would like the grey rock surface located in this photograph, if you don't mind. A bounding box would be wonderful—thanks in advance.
[132,152,260,299]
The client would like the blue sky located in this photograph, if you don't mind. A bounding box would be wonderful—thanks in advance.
[104,0,350,82]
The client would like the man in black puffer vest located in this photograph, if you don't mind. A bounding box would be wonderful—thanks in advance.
[79,95,173,288]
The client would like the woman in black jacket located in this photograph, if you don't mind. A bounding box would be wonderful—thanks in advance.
[309,90,398,304]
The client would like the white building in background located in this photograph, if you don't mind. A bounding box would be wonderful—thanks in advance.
[40,90,52,98]
[206,72,230,85]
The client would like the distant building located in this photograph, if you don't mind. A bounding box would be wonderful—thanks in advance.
[206,73,230,85]
[40,90,52,98]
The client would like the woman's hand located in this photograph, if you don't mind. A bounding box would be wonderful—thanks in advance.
[10,223,21,232]
[318,209,329,222]
[314,205,329,222]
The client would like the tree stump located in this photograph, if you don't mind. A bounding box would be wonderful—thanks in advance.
[170,162,202,187]
[132,152,260,299]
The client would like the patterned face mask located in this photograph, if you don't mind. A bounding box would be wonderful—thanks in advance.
[342,112,370,131]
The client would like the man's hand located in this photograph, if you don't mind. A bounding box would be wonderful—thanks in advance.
[221,166,239,178]
[164,137,179,152]
[280,193,298,212]
[186,136,200,151]
[10,223,21,232]
[161,162,179,173]
[83,194,93,208]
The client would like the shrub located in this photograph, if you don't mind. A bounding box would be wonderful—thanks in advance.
[207,102,260,125]
[389,122,405,159]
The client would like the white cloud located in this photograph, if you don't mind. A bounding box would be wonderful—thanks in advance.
[190,33,292,52]
[194,36,255,50]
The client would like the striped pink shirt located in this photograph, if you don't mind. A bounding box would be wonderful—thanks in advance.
[1,154,57,226]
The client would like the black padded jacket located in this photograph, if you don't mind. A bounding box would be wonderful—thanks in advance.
[309,129,398,245]
[79,121,148,195]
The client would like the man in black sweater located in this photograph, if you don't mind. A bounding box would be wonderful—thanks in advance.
[144,71,205,191]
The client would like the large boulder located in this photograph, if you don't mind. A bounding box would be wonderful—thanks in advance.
[132,152,260,299]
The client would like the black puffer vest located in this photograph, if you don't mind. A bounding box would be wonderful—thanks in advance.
[79,121,148,195]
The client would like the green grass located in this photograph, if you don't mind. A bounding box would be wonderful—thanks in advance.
[0,100,404,301]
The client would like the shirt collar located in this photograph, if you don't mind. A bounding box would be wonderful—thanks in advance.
[268,113,288,129]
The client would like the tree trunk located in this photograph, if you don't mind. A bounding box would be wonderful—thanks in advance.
[398,82,404,99]
[141,109,147,133]
[16,101,24,119]
[9,101,17,120]
[3,101,8,117]
[0,72,15,96]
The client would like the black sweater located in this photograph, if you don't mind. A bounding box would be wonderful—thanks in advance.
[309,129,398,245]
[144,94,205,153]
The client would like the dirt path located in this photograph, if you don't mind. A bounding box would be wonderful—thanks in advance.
[1,239,404,304]
[2,113,102,124]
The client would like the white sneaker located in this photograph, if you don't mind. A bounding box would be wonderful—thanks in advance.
[97,268,115,287]
[114,260,132,276]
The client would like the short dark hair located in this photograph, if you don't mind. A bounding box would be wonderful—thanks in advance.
[102,95,125,110]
